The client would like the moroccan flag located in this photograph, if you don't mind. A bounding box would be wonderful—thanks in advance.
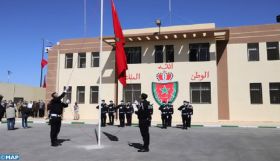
[42,75,46,88]
[111,0,127,87]
[41,58,48,68]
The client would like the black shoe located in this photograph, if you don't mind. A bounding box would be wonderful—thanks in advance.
[51,143,60,147]
[138,148,149,152]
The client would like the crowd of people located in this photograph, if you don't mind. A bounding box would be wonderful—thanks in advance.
[1,91,193,152]
[0,94,46,130]
[1,94,193,131]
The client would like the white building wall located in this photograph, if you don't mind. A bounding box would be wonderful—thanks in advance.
[118,39,218,123]
[57,51,115,120]
[57,38,219,123]
[227,41,280,121]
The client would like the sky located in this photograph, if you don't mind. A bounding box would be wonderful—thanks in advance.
[0,0,279,87]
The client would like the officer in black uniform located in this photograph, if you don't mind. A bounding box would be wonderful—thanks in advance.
[166,101,174,127]
[108,100,116,125]
[178,101,193,129]
[148,103,153,127]
[135,93,151,152]
[117,100,126,127]
[186,102,193,128]
[49,88,69,147]
[159,101,168,129]
[96,100,108,127]
[125,101,134,126]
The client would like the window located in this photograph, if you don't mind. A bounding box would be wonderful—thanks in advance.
[190,82,211,104]
[247,43,259,61]
[154,45,174,63]
[78,53,86,68]
[65,53,73,68]
[267,42,279,60]
[155,45,164,63]
[125,47,141,64]
[189,43,210,61]
[91,52,99,67]
[270,83,280,104]
[90,86,99,104]
[63,86,72,103]
[165,45,174,62]
[76,86,85,104]
[123,84,141,103]
[250,83,262,104]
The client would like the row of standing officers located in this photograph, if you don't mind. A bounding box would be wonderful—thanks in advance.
[96,99,193,130]
[96,100,142,127]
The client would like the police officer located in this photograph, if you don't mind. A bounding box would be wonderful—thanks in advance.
[117,100,126,127]
[166,101,174,127]
[159,101,168,129]
[49,88,69,147]
[96,100,108,127]
[178,101,193,129]
[108,100,116,125]
[148,103,153,127]
[125,101,134,126]
[135,93,151,152]
[186,102,193,128]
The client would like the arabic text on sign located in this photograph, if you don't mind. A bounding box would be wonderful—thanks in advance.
[191,71,210,81]
[158,63,173,70]
[126,73,141,80]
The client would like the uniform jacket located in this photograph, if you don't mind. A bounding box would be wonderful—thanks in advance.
[108,104,116,114]
[159,104,168,115]
[96,103,108,114]
[126,105,134,115]
[117,104,126,115]
[49,92,68,115]
[167,104,174,115]
[178,104,193,116]
[136,100,151,121]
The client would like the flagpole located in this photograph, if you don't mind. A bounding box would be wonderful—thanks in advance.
[7,71,10,83]
[84,0,87,37]
[40,39,45,87]
[169,0,172,25]
[98,0,104,147]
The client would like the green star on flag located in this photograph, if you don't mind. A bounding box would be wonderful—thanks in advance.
[161,85,170,95]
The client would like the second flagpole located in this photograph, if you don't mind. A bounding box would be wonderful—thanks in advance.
[98,0,104,147]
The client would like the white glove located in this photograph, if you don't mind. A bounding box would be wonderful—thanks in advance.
[66,99,70,104]
[134,100,139,106]
[132,103,138,112]
[64,86,69,93]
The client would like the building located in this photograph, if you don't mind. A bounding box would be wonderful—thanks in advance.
[0,82,46,102]
[46,23,280,123]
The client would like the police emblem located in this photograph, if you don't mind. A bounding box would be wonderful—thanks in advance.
[152,71,178,105]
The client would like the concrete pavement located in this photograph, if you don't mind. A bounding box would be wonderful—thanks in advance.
[1,123,280,161]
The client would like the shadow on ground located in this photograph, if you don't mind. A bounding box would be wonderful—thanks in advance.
[128,143,143,150]
[103,132,119,141]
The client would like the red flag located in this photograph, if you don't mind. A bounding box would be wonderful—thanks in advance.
[41,58,48,68]
[42,75,46,88]
[111,0,127,87]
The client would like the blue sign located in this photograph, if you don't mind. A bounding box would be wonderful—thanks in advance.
[0,154,20,160]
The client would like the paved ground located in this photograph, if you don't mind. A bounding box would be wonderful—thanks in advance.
[1,123,280,161]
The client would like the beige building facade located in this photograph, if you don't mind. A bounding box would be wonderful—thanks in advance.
[0,82,46,102]
[47,23,280,124]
